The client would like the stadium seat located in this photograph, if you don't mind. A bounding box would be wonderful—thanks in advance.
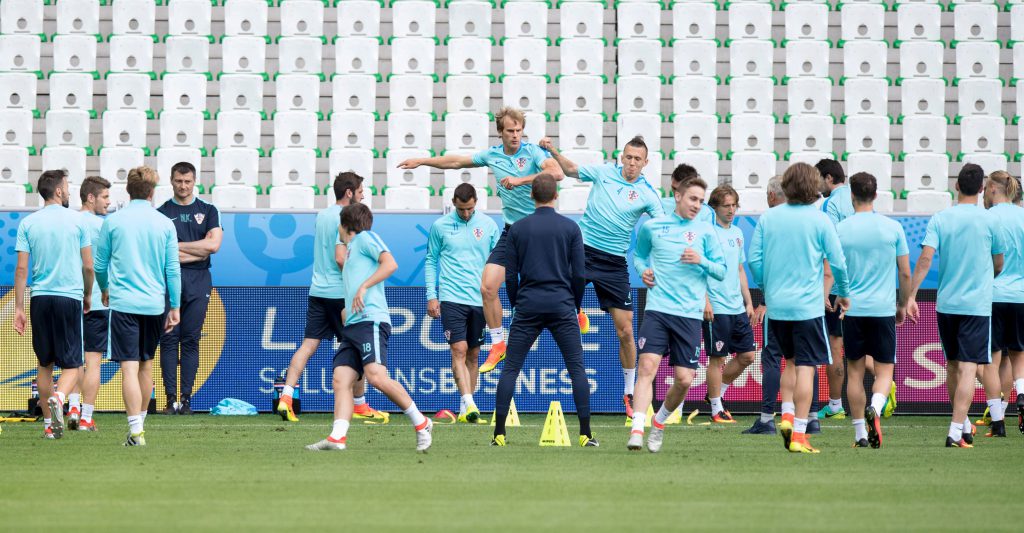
[388,75,434,114]
[0,146,31,189]
[903,152,951,209]
[961,152,1009,174]
[842,77,888,118]
[504,3,548,41]
[730,152,778,190]
[391,37,437,77]
[107,0,153,39]
[447,37,493,77]
[729,114,775,154]
[728,3,774,43]
[0,0,43,37]
[109,35,155,75]
[0,35,42,76]
[562,149,606,173]
[216,110,263,151]
[559,75,603,116]
[384,186,432,210]
[167,0,212,38]
[671,76,717,117]
[332,74,378,115]
[41,146,87,184]
[270,148,317,189]
[269,185,316,209]
[160,110,205,154]
[328,148,375,183]
[617,113,662,154]
[1014,44,1024,86]
[839,4,884,45]
[786,115,834,161]
[559,113,604,153]
[441,185,488,210]
[55,0,100,38]
[212,185,258,209]
[444,112,490,152]
[443,157,490,190]
[522,112,547,143]
[102,110,148,151]
[219,74,265,115]
[107,184,131,209]
[952,4,998,45]
[502,75,547,114]
[959,115,1006,157]
[106,73,152,113]
[783,40,830,81]
[503,38,549,78]
[784,3,828,43]
[955,42,1000,82]
[221,36,268,76]
[737,188,769,213]
[786,77,831,118]
[49,73,94,114]
[214,147,261,189]
[392,1,437,39]
[896,4,942,45]
[446,75,491,114]
[0,72,38,114]
[899,78,946,119]
[559,38,605,78]
[278,37,324,77]
[728,40,774,80]
[46,109,91,151]
[52,35,97,76]
[672,113,719,153]
[276,74,321,115]
[336,1,382,38]
[843,115,890,155]
[99,147,145,184]
[0,183,27,206]
[641,153,664,185]
[279,0,325,39]
[334,37,381,78]
[387,112,433,151]
[385,148,432,188]
[617,76,662,116]
[164,36,210,75]
[560,2,604,40]
[846,151,893,194]
[672,39,718,79]
[617,3,661,41]
[163,73,208,114]
[956,78,1002,119]
[273,111,319,152]
[449,2,493,39]
[617,40,663,79]
[223,0,269,37]
[330,111,376,151]
[0,108,34,149]
[672,150,719,187]
[729,77,774,117]
[557,186,591,211]
[842,40,888,82]
[672,3,715,42]
[900,115,948,156]
[898,41,946,82]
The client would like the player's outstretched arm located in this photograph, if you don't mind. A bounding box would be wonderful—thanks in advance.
[397,153,479,170]
[538,137,578,179]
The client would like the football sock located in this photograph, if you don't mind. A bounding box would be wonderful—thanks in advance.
[128,415,143,435]
[282,385,294,399]
[1001,400,1009,412]
[404,403,426,428]
[760,413,774,424]
[354,395,366,406]
[720,383,730,397]
[828,398,843,412]
[82,404,94,423]
[461,394,475,412]
[987,398,1005,422]
[489,328,503,345]
[330,419,350,441]
[631,412,646,433]
[654,403,676,427]
[963,417,972,432]
[710,397,724,415]
[794,417,808,435]
[853,418,868,441]
[140,411,147,423]
[68,393,81,410]
[623,368,636,396]
[870,393,887,417]
[43,418,52,430]
[56,391,66,406]
[949,422,964,441]
[781,402,795,417]
[1015,379,1024,395]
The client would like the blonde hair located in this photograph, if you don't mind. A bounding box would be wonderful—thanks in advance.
[494,106,526,132]
[988,170,1021,203]
[126,166,160,200]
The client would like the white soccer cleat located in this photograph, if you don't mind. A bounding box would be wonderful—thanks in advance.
[647,427,664,453]
[305,438,347,451]
[416,419,433,452]
[627,430,644,451]
[47,397,64,439]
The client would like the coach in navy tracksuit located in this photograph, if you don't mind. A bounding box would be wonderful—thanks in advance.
[157,162,222,415]
[492,174,596,446]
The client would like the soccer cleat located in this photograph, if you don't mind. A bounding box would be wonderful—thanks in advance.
[976,406,991,427]
[788,435,820,454]
[579,435,599,447]
[866,406,882,449]
[882,382,897,418]
[43,427,55,440]
[179,398,193,415]
[852,438,869,448]
[742,418,777,435]
[67,406,80,431]
[711,411,737,424]
[162,399,177,415]
[779,417,793,450]
[78,419,97,432]
[456,405,481,424]
[491,434,507,447]
[627,430,644,451]
[806,418,822,434]
[277,397,299,422]
[306,436,347,451]
[577,310,590,334]
[963,424,976,445]
[479,341,507,374]
[623,394,634,419]
[47,397,64,439]
[1017,394,1024,434]
[353,403,389,424]
[415,419,433,452]
[124,431,146,447]
[817,404,846,419]
[985,420,1006,438]
[946,436,973,448]
[647,426,664,453]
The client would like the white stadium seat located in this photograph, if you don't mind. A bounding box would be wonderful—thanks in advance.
[904,154,952,214]
[336,1,381,38]
[900,78,946,118]
[55,0,100,37]
[840,4,885,44]
[0,35,42,75]
[443,156,490,189]
[504,3,548,40]
[559,113,604,153]
[961,153,1008,174]
[0,72,38,113]
[159,110,205,152]
[561,2,604,40]
[846,151,893,193]
[0,183,27,206]
[673,3,716,41]
[52,35,97,75]
[558,186,591,211]
[786,115,834,160]
[672,150,719,187]
[273,111,320,152]
[99,147,145,184]
[106,73,152,113]
[560,38,605,78]
[102,110,148,150]
[109,35,155,75]
[673,113,719,153]
[386,148,432,188]
[280,0,325,39]
[900,115,948,155]
[167,0,212,38]
[618,3,662,41]
[216,111,263,151]
[503,38,549,78]
[730,151,778,190]
[672,39,718,79]
[332,74,378,115]
[842,40,888,82]
[955,42,1000,81]
[49,73,94,113]
[898,41,946,82]
[389,75,435,114]
[952,4,998,45]
[221,36,267,75]
[729,114,775,154]
[784,3,829,43]
[786,77,831,118]
[328,148,375,182]
[1,0,43,37]
[956,78,1002,119]
[784,40,830,81]
[214,147,261,188]
[672,76,717,117]
[959,115,1006,155]
[223,0,269,37]
[384,186,432,210]
[269,185,316,209]
[737,189,769,213]
[729,77,774,117]
[446,75,491,114]
[448,2,493,39]
[164,36,210,75]
[728,40,774,80]
[391,1,437,39]
[522,112,547,144]
[212,185,258,209]
[163,73,208,113]
[617,113,662,154]
[271,148,317,189]
[330,111,376,151]
[502,75,547,114]
[842,77,888,118]
[278,37,324,76]
[617,40,663,79]
[0,146,31,189]
[843,115,891,154]
[391,37,437,77]
[618,76,662,116]
[219,75,265,115]
[729,4,774,43]
[334,37,381,77]
[559,75,603,115]
[444,112,490,152]
[41,146,87,184]
[46,109,91,150]
[0,109,34,149]
[276,74,322,115]
[387,112,433,151]
[897,4,942,44]
[447,37,493,77]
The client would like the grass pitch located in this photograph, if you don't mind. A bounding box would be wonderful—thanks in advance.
[2,413,1021,532]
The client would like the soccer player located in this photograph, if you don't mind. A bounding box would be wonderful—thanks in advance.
[906,163,1004,448]
[93,166,181,446]
[306,203,433,452]
[836,173,911,448]
[703,185,756,424]
[157,162,222,415]
[397,108,563,374]
[425,183,499,423]
[69,176,112,432]
[983,170,1024,437]
[276,173,386,423]
[539,135,664,418]
[492,175,597,447]
[749,163,850,453]
[13,169,92,439]
[664,163,715,224]
[628,176,726,452]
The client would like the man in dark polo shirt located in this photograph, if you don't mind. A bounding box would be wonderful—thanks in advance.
[157,162,222,415]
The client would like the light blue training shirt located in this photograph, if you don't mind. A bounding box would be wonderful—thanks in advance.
[308,204,346,300]
[823,184,855,226]
[577,163,664,256]
[343,230,393,325]
[837,212,910,317]
[922,204,1004,316]
[425,210,499,306]
[15,204,90,300]
[707,223,748,316]
[992,203,1024,304]
[472,142,551,225]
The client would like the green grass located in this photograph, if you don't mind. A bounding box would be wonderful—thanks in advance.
[2,413,1021,532]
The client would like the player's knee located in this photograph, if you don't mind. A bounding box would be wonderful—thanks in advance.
[615,322,633,341]
[674,370,694,389]
[451,345,468,361]
[637,357,659,378]
[737,352,755,367]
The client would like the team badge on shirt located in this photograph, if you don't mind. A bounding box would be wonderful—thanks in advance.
[684,231,697,244]
[626,190,639,202]
[473,227,483,240]
[194,213,205,225]
[515,157,527,170]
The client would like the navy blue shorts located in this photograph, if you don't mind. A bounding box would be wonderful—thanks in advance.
[703,313,757,357]
[937,312,991,364]
[333,321,391,377]
[992,303,1024,353]
[761,318,783,362]
[440,301,486,348]
[485,224,512,267]
[584,245,632,311]
[766,317,830,367]
[637,311,702,369]
[83,309,109,354]
[825,295,843,338]
[109,310,165,362]
[30,295,83,369]
[843,315,896,364]
[304,296,345,341]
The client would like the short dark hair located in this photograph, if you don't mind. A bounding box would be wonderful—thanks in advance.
[624,135,648,155]
[333,171,364,201]
[170,161,196,179]
[958,163,984,196]
[80,175,111,203]
[531,174,558,204]
[670,163,699,189]
[37,169,68,201]
[708,185,739,208]
[126,166,159,200]
[782,163,822,205]
[452,183,477,203]
[340,202,373,233]
[815,158,845,185]
[849,172,877,203]
[678,177,708,196]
